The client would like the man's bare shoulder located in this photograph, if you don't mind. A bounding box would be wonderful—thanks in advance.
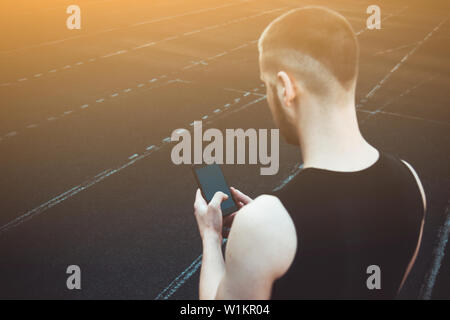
[236,194,293,225]
[226,195,297,279]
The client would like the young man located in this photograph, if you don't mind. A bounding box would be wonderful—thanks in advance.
[193,7,426,299]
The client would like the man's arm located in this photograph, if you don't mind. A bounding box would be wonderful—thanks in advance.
[194,190,296,300]
[193,190,228,300]
[200,229,226,300]
[215,195,297,299]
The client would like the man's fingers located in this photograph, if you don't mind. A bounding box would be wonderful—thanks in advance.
[209,191,228,209]
[194,189,207,210]
[230,187,252,205]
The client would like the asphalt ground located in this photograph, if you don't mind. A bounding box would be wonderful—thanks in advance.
[0,0,448,299]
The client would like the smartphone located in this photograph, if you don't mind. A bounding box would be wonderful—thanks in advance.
[192,164,238,216]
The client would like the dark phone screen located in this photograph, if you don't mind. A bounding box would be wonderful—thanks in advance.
[194,164,237,215]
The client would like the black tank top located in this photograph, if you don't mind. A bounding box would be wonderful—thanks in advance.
[271,151,424,299]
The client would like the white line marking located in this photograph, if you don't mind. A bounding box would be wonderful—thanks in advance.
[184,30,201,36]
[420,203,450,299]
[0,93,264,235]
[6,131,18,137]
[374,41,420,56]
[131,2,242,27]
[102,50,128,58]
[230,43,249,51]
[7,4,284,85]
[128,154,139,160]
[359,18,447,107]
[154,254,203,300]
[358,109,450,127]
[133,42,156,50]
[163,35,180,41]
[0,145,160,234]
[96,98,105,103]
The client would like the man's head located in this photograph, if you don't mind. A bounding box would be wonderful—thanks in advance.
[258,7,359,145]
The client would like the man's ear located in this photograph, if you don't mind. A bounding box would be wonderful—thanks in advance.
[277,71,297,110]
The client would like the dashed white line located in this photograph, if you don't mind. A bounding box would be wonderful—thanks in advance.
[8,5,285,85]
[133,42,156,50]
[184,30,201,36]
[102,50,128,58]
[6,131,18,137]
[360,18,447,106]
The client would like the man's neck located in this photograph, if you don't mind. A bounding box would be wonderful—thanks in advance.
[297,98,379,172]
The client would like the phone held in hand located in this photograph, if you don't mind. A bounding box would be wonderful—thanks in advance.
[192,164,238,216]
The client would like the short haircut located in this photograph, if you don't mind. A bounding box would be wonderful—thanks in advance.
[258,6,359,94]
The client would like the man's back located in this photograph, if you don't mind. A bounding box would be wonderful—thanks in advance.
[271,151,425,299]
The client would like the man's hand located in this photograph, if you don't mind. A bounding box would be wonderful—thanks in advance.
[222,187,253,238]
[194,188,253,240]
[194,189,229,240]
[230,187,253,208]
